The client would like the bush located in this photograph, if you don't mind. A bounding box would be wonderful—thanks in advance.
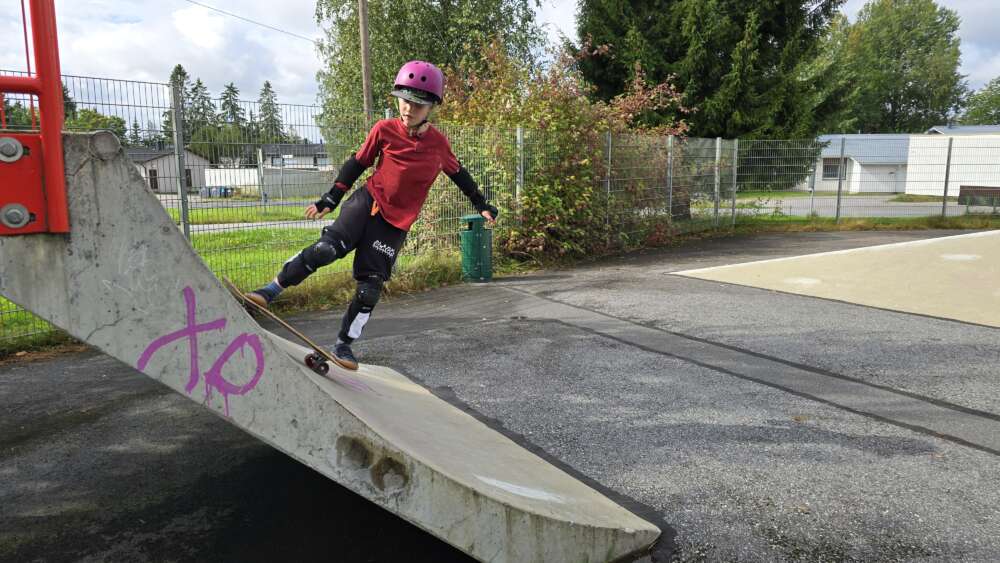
[437,40,690,258]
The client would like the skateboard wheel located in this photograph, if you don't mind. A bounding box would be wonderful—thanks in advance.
[305,353,330,375]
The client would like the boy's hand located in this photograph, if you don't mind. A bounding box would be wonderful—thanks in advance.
[307,190,343,220]
[479,203,499,226]
[305,204,332,220]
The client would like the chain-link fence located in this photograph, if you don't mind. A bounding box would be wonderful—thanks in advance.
[3,72,1000,347]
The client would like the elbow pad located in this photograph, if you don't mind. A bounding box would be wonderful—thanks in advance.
[334,155,367,189]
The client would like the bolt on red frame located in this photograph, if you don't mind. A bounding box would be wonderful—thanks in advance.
[0,0,68,234]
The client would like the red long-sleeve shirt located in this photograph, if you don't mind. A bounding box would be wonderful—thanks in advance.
[354,118,461,231]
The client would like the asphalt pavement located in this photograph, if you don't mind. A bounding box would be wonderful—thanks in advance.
[2,229,999,562]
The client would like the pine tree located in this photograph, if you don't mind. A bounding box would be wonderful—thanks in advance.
[187,78,217,133]
[127,119,143,146]
[257,81,285,143]
[576,0,842,138]
[218,83,245,125]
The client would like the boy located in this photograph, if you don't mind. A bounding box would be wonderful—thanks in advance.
[247,61,498,370]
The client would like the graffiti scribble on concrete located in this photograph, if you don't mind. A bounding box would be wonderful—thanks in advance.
[137,287,265,416]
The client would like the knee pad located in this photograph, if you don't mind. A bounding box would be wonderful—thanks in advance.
[355,276,383,310]
[302,239,345,270]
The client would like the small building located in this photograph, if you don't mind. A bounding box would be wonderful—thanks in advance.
[260,143,331,170]
[905,125,1000,197]
[126,146,210,193]
[797,127,1000,197]
[806,134,910,194]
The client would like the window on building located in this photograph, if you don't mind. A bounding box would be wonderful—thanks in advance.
[822,158,841,180]
[185,168,193,188]
[148,168,158,191]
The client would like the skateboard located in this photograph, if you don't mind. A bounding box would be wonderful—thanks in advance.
[220,277,358,374]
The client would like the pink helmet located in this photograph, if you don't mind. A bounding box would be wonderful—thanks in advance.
[391,61,444,105]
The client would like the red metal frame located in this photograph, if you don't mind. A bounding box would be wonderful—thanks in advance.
[0,0,68,234]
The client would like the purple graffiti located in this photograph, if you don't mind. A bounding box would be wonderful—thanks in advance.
[138,286,265,416]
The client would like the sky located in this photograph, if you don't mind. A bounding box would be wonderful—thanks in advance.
[1,0,997,109]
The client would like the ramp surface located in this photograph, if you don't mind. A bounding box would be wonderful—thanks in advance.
[674,230,1000,327]
[0,132,659,562]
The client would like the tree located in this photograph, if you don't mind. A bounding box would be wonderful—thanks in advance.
[65,108,127,139]
[187,78,217,133]
[1,98,33,130]
[575,1,677,102]
[163,64,194,139]
[962,77,1000,125]
[218,82,245,125]
[577,0,844,138]
[314,0,543,115]
[843,0,968,133]
[127,119,143,146]
[795,13,859,133]
[189,122,251,165]
[62,84,77,120]
[257,81,285,142]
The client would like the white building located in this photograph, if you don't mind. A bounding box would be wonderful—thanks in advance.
[798,126,1000,197]
[126,146,210,193]
[904,125,1000,198]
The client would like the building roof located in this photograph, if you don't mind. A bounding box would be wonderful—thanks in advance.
[125,147,175,163]
[126,146,204,164]
[261,143,327,157]
[925,124,1000,135]
[817,134,910,165]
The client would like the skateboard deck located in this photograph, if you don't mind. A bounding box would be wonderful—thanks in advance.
[220,277,358,373]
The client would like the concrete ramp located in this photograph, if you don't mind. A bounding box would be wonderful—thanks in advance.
[674,230,1000,328]
[0,132,659,562]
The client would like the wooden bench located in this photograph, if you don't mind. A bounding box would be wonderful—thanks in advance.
[957,185,1000,206]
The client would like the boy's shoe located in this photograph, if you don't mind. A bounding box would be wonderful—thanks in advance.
[333,342,359,371]
[244,291,270,309]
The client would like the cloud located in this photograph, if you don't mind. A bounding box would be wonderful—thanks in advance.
[1,0,321,106]
[172,5,227,51]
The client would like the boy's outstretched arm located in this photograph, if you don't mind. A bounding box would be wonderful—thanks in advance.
[448,166,499,224]
[306,155,370,219]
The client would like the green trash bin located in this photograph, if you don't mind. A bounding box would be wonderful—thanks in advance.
[460,213,492,282]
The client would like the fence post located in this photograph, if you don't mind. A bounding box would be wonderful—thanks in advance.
[941,136,953,218]
[384,108,392,120]
[666,135,674,221]
[170,82,191,240]
[516,126,524,202]
[731,139,739,227]
[835,137,846,224]
[809,158,817,217]
[279,156,286,201]
[605,130,612,241]
[257,147,267,206]
[714,137,721,227]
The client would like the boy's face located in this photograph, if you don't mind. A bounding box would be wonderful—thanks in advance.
[398,97,431,129]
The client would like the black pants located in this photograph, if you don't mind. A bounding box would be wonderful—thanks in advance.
[278,187,407,342]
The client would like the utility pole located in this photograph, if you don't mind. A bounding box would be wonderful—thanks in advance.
[358,0,373,117]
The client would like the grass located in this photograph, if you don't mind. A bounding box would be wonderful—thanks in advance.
[888,194,959,203]
[0,224,528,357]
[735,190,840,199]
[165,206,317,225]
[4,213,999,358]
[730,213,1000,233]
